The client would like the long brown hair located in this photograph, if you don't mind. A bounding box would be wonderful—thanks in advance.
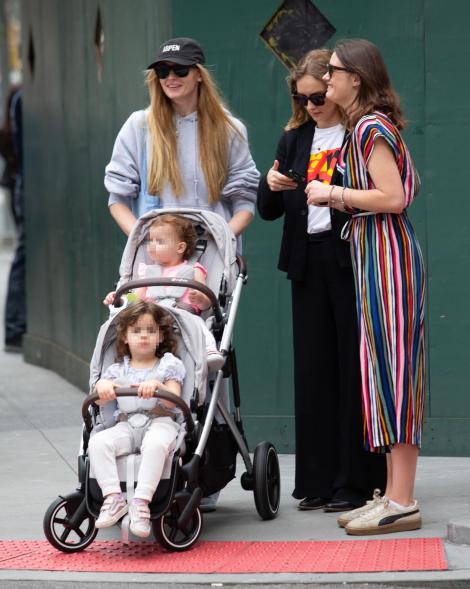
[334,38,405,129]
[285,49,334,131]
[115,301,178,360]
[145,65,241,204]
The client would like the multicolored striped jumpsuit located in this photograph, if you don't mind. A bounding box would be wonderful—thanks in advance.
[339,112,426,452]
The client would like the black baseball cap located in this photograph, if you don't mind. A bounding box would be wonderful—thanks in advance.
[148,37,206,69]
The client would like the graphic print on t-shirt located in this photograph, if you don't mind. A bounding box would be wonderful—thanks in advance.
[307,148,341,184]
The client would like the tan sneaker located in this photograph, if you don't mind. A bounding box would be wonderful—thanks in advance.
[345,499,421,536]
[337,489,383,528]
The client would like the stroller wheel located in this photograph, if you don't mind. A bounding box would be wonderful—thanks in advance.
[43,492,97,553]
[153,501,203,551]
[253,442,281,520]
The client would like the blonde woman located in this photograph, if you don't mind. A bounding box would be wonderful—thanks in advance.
[105,39,258,513]
[105,37,259,239]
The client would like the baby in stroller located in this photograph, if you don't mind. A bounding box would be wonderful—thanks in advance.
[90,300,184,538]
[104,213,224,372]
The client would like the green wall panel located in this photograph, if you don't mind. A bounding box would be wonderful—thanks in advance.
[423,1,470,418]
[22,0,172,380]
[172,0,432,445]
[20,0,470,455]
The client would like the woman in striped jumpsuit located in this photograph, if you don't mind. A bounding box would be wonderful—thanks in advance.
[306,39,425,536]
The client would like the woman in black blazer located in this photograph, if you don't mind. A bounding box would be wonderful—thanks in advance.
[257,49,385,512]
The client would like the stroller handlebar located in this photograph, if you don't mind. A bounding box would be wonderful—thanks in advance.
[82,388,195,433]
[114,278,222,322]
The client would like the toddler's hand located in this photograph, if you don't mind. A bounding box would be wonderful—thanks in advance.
[188,289,211,310]
[103,291,116,306]
[138,379,161,399]
[95,379,116,401]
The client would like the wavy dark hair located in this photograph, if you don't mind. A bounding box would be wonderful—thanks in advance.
[115,300,178,361]
[334,38,405,129]
[149,213,197,259]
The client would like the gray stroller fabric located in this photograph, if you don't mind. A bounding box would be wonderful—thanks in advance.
[143,263,195,301]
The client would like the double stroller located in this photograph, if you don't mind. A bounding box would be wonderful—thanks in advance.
[43,208,281,552]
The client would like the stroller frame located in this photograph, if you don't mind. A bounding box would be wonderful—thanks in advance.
[111,258,280,518]
[43,214,280,553]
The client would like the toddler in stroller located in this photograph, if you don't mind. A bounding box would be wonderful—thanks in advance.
[104,213,224,371]
[43,208,281,553]
[90,300,185,538]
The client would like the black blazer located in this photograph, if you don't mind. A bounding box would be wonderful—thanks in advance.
[257,120,351,281]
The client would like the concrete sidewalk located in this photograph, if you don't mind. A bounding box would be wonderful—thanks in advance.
[1,245,470,587]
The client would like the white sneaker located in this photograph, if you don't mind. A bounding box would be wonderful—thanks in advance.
[95,495,128,528]
[337,489,383,528]
[345,499,421,536]
[129,501,151,538]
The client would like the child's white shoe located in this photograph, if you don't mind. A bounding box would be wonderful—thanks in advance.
[129,500,151,538]
[207,350,225,372]
[95,494,128,528]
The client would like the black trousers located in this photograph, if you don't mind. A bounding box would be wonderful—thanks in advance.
[291,236,386,504]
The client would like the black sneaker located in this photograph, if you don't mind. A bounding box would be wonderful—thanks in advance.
[298,497,329,510]
[4,335,23,353]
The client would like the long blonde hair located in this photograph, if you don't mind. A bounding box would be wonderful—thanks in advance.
[285,49,333,131]
[145,65,241,204]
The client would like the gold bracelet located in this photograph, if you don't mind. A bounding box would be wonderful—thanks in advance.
[340,187,346,210]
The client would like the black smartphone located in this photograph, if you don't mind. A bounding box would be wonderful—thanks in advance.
[285,169,307,184]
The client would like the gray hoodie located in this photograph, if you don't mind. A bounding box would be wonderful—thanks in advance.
[105,109,259,223]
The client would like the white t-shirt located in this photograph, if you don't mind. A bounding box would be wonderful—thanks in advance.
[307,123,345,234]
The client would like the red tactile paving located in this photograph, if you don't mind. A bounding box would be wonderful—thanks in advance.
[0,538,447,574]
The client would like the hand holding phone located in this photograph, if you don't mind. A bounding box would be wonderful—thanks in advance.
[267,160,298,192]
[285,169,307,185]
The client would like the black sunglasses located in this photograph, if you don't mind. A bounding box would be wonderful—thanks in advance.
[292,92,326,107]
[326,64,354,76]
[153,64,194,79]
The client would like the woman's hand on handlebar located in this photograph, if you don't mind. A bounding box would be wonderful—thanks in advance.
[267,160,297,192]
